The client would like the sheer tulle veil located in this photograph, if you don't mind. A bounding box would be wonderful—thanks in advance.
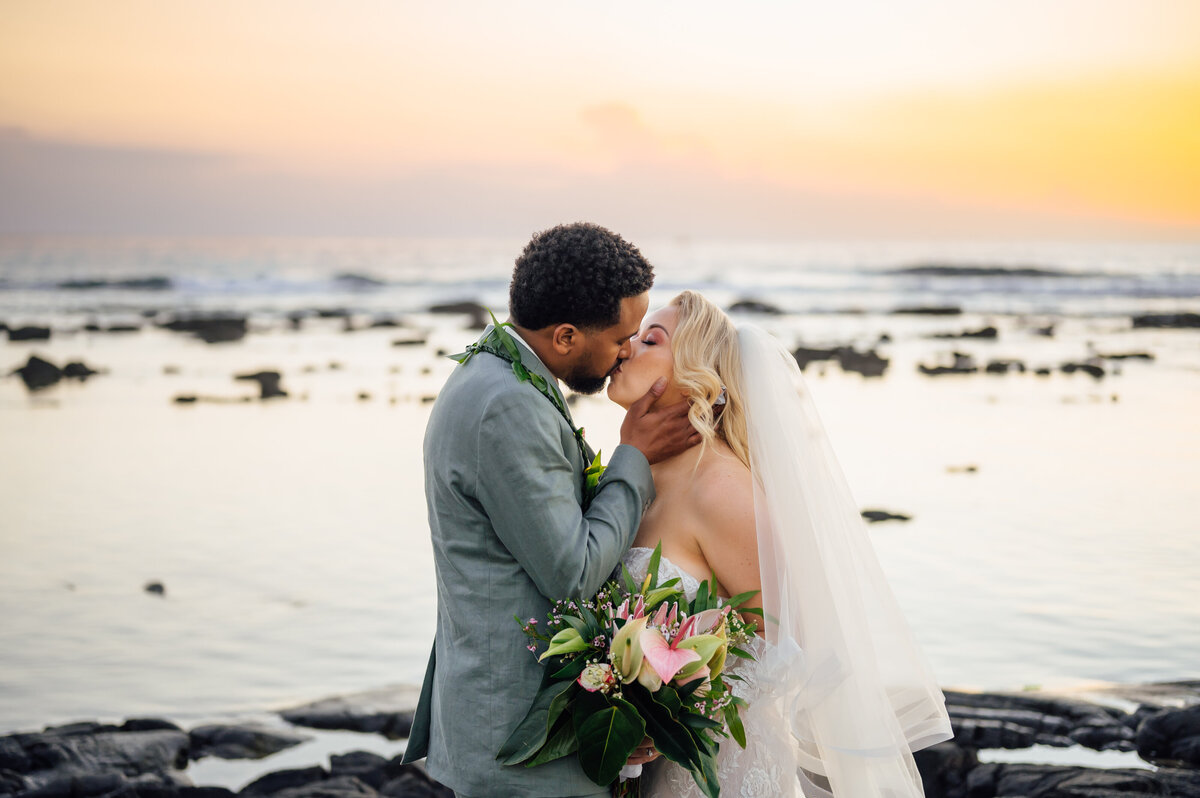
[737,323,953,797]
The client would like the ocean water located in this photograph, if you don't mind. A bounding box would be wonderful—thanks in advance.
[1,236,1198,736]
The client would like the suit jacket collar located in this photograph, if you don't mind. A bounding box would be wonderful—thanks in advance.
[481,324,577,429]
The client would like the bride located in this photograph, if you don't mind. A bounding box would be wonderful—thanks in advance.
[605,291,954,797]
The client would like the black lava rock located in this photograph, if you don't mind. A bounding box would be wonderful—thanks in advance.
[728,299,783,315]
[1136,705,1200,767]
[234,371,288,400]
[1131,312,1200,329]
[11,356,62,390]
[7,326,51,342]
[187,725,308,761]
[427,302,488,330]
[159,316,247,344]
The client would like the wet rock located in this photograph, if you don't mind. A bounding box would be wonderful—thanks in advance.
[241,766,327,796]
[1033,324,1056,337]
[173,396,198,404]
[315,309,351,319]
[427,302,488,330]
[1061,361,1105,379]
[62,362,99,380]
[368,318,402,329]
[728,299,783,315]
[327,753,388,789]
[390,336,427,347]
[792,346,839,370]
[8,326,52,342]
[931,326,998,340]
[58,277,172,291]
[1136,705,1200,767]
[11,356,62,390]
[1131,312,1200,329]
[912,741,976,798]
[890,264,1067,278]
[837,348,889,378]
[333,274,386,290]
[377,762,452,798]
[180,788,236,798]
[5,726,189,778]
[278,686,420,739]
[1098,351,1154,361]
[918,352,978,376]
[943,690,1131,753]
[234,371,288,400]
[187,725,309,761]
[357,392,371,402]
[144,582,165,596]
[272,775,376,798]
[986,359,1026,374]
[120,721,182,734]
[792,346,889,377]
[159,316,247,344]
[1034,367,1052,376]
[947,465,979,473]
[891,306,962,316]
[964,762,1200,797]
[861,509,911,523]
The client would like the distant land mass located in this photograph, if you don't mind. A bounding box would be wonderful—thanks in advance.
[889,264,1072,277]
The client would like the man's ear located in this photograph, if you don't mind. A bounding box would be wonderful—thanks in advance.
[551,323,579,355]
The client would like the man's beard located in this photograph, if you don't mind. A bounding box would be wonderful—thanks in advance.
[563,361,618,395]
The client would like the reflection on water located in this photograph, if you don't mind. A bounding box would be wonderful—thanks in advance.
[1,238,1197,733]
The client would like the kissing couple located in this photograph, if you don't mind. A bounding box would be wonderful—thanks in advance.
[403,223,953,797]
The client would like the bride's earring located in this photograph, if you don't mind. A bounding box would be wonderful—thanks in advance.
[712,386,727,417]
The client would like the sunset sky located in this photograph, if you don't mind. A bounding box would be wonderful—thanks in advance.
[2,0,1198,238]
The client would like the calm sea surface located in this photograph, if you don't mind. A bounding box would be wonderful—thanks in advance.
[1,236,1198,736]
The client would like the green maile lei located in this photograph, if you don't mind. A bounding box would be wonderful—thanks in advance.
[450,310,606,506]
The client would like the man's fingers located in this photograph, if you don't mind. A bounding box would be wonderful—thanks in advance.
[630,377,669,416]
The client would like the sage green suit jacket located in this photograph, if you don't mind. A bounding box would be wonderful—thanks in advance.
[403,330,655,797]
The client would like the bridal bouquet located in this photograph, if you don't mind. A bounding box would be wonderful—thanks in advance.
[498,545,760,798]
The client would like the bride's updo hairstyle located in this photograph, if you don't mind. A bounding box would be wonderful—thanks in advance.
[669,290,750,470]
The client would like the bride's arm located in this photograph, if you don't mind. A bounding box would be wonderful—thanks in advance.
[689,459,763,628]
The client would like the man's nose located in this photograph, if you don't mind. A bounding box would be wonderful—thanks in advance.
[617,339,633,361]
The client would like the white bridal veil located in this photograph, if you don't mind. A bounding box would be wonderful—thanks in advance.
[737,324,954,797]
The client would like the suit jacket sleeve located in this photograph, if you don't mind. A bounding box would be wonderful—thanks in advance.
[474,388,655,600]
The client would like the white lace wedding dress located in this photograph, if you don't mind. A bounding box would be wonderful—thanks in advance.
[619,547,808,798]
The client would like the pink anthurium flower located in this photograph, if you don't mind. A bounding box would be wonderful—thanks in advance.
[640,627,701,684]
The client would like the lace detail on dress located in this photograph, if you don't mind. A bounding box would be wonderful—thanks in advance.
[617,549,804,798]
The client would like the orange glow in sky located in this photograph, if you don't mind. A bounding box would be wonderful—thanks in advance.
[2,0,1198,237]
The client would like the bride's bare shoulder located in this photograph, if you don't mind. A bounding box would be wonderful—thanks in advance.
[688,443,755,536]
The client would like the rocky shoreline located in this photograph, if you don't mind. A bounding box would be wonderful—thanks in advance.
[3,680,1197,798]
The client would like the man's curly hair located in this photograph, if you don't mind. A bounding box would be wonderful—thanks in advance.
[509,222,654,330]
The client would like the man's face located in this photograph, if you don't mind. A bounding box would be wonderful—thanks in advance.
[562,292,650,395]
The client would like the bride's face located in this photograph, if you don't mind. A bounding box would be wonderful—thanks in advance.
[606,305,683,409]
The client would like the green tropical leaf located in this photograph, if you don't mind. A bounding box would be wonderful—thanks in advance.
[680,713,723,732]
[497,677,577,765]
[525,712,580,767]
[621,563,637,595]
[724,701,747,748]
[723,589,761,608]
[574,695,645,786]
[646,543,662,590]
[625,684,700,772]
[738,607,765,618]
[690,749,721,798]
[727,646,756,661]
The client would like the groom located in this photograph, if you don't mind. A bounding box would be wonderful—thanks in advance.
[403,223,698,797]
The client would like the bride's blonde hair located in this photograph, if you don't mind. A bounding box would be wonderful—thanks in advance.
[669,290,750,470]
